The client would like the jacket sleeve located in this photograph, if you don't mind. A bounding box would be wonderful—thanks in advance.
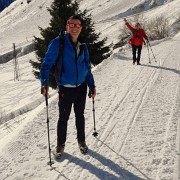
[125,22,135,32]
[40,38,59,86]
[84,47,95,88]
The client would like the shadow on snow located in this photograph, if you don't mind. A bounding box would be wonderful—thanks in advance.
[52,137,152,180]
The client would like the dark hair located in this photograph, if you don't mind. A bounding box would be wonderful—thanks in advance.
[67,15,83,25]
[135,23,140,26]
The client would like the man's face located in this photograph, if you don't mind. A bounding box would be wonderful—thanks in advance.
[66,19,82,39]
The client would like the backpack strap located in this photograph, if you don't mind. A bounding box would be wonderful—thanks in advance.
[54,31,65,81]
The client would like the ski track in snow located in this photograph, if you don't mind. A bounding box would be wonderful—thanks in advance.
[0,36,180,180]
[0,0,180,179]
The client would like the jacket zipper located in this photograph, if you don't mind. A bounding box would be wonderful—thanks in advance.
[74,45,78,86]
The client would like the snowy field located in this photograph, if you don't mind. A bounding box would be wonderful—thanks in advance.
[0,0,180,179]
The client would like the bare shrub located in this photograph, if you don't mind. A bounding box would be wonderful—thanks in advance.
[171,13,180,35]
[146,15,169,40]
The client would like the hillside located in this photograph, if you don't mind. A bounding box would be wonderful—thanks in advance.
[0,0,179,51]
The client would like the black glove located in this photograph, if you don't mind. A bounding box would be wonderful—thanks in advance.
[88,87,95,98]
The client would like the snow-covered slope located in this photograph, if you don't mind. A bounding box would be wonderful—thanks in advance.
[0,0,180,179]
[0,0,179,50]
[0,0,52,52]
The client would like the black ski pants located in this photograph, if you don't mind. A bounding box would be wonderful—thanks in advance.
[57,82,87,146]
[132,45,142,63]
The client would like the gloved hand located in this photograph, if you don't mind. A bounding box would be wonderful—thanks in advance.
[88,87,96,98]
[41,86,49,96]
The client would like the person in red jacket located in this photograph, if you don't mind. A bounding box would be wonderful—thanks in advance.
[124,18,148,65]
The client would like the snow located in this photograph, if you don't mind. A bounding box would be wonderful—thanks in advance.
[0,0,180,179]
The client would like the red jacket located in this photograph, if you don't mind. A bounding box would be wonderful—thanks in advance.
[125,22,147,46]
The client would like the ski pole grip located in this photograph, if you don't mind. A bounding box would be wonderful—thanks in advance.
[45,94,48,106]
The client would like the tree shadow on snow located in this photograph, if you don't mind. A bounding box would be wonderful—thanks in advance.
[141,64,180,75]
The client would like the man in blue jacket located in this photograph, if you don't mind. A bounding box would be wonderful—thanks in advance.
[40,15,96,158]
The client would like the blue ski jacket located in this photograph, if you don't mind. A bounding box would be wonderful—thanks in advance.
[40,33,95,88]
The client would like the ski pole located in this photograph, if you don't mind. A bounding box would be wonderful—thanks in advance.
[92,97,98,137]
[147,40,157,62]
[146,41,151,64]
[45,94,54,166]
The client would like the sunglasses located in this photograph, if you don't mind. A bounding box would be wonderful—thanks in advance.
[67,23,82,28]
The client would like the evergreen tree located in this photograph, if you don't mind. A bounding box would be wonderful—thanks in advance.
[30,0,111,89]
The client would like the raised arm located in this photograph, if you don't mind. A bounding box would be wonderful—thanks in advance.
[124,18,135,32]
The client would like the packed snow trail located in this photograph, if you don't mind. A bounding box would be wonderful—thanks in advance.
[0,36,180,180]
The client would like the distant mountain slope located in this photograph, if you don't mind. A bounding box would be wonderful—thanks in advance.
[0,0,179,52]
[80,0,170,21]
[0,0,13,12]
